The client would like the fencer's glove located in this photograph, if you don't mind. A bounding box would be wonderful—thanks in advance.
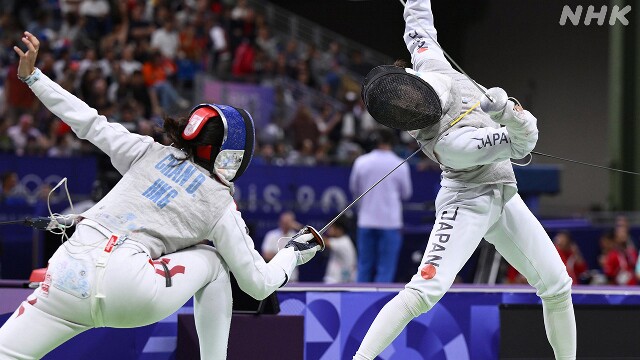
[481,87,538,158]
[285,225,325,265]
[480,87,537,128]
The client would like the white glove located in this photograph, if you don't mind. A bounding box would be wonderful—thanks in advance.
[285,226,325,265]
[480,87,536,127]
[481,87,538,158]
[480,87,513,125]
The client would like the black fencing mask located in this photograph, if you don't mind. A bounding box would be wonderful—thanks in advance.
[362,65,442,131]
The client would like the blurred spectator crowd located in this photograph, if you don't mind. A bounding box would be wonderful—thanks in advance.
[503,215,640,287]
[0,0,429,168]
[2,1,640,287]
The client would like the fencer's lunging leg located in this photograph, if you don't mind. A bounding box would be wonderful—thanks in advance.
[0,298,89,359]
[355,185,503,359]
[353,289,425,360]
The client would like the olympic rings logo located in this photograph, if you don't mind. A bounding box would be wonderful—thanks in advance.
[11,174,68,204]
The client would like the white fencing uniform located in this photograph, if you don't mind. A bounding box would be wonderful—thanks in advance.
[354,1,576,359]
[0,70,298,359]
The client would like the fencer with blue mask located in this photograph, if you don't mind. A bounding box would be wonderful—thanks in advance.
[0,31,324,360]
[355,1,576,359]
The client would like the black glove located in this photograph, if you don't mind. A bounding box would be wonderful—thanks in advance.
[285,225,325,265]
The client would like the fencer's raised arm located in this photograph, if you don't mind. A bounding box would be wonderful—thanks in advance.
[14,31,152,175]
[403,0,452,71]
[434,101,539,169]
[27,71,153,175]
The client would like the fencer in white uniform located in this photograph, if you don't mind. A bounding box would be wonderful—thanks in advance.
[354,1,576,359]
[0,32,323,360]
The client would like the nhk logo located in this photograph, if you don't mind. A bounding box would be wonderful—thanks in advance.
[560,5,631,26]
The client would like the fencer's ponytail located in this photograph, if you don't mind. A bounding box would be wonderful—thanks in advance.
[393,59,409,68]
[163,116,189,149]
[163,115,225,164]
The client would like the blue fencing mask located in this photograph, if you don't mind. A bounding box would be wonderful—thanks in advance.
[182,104,255,182]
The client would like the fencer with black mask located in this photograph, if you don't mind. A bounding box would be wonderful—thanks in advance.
[0,31,324,360]
[355,1,576,359]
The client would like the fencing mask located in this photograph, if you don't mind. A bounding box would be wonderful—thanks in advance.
[361,65,443,131]
[182,104,255,182]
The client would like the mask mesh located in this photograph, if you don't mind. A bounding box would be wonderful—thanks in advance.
[362,66,442,131]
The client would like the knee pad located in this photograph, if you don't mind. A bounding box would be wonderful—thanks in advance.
[536,267,572,299]
[399,288,432,316]
[541,290,573,311]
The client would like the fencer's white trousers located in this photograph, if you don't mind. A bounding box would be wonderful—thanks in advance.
[0,223,232,360]
[355,184,576,360]
[409,184,572,302]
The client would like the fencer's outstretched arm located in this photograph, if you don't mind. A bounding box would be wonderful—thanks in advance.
[434,101,538,169]
[209,203,297,300]
[15,32,153,175]
[29,73,154,174]
[403,0,452,72]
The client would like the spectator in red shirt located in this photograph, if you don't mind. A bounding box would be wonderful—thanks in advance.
[553,231,588,285]
[599,231,637,285]
[5,63,37,121]
[231,39,255,80]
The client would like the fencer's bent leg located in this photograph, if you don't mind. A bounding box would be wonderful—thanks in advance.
[100,244,228,327]
[0,228,232,359]
[100,244,232,358]
[194,263,232,359]
[0,297,89,359]
[484,192,576,360]
[0,224,105,359]
[354,185,503,359]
